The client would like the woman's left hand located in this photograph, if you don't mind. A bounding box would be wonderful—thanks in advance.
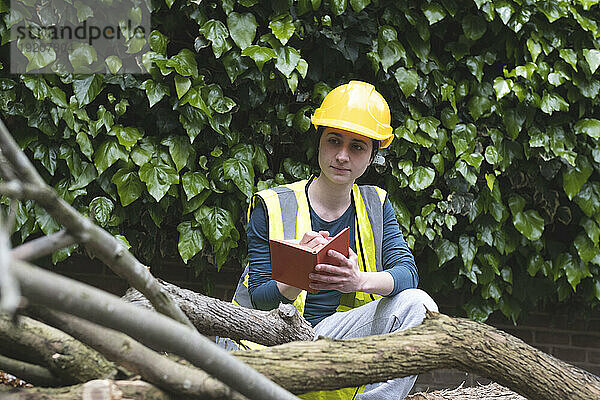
[308,248,365,293]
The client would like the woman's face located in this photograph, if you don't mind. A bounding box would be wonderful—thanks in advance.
[318,127,373,186]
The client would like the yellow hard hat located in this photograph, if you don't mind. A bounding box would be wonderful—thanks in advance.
[311,80,394,149]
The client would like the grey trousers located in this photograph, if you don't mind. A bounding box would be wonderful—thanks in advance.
[312,289,438,400]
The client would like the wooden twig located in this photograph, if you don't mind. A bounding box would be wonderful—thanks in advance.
[11,230,77,261]
[0,353,59,387]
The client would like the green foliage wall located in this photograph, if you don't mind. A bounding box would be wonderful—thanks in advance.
[1,0,600,322]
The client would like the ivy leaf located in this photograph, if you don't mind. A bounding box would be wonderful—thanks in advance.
[583,49,600,74]
[228,12,258,49]
[94,138,128,175]
[434,238,458,268]
[141,79,170,107]
[20,41,56,72]
[451,123,476,156]
[557,253,590,291]
[32,143,58,175]
[223,158,254,199]
[161,135,192,173]
[194,205,236,245]
[89,196,114,227]
[574,182,600,218]
[330,0,347,15]
[513,209,545,241]
[174,75,191,99]
[350,0,370,13]
[105,56,122,74]
[380,41,406,73]
[422,2,446,25]
[409,166,435,191]
[199,19,231,58]
[110,125,143,151]
[275,46,301,78]
[459,235,477,271]
[574,233,598,264]
[69,161,97,190]
[182,171,210,200]
[559,49,578,71]
[177,221,204,264]
[166,49,199,77]
[222,50,251,83]
[562,155,593,200]
[574,118,600,139]
[269,14,295,46]
[139,157,180,202]
[112,167,144,206]
[541,91,569,115]
[73,75,103,106]
[34,204,60,235]
[493,77,511,100]
[149,30,168,55]
[462,14,486,40]
[76,132,93,160]
[394,67,419,97]
[581,217,600,246]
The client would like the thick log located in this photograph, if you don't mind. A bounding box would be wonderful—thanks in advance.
[30,308,248,400]
[0,314,117,385]
[407,383,526,399]
[0,379,178,400]
[123,280,313,346]
[234,312,600,400]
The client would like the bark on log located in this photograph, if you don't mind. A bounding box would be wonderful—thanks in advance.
[123,281,313,346]
[30,308,248,400]
[406,383,527,400]
[0,379,178,400]
[234,312,600,400]
[0,315,117,385]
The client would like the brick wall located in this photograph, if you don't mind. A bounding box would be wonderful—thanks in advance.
[51,258,600,392]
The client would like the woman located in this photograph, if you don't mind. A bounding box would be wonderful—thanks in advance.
[233,81,437,400]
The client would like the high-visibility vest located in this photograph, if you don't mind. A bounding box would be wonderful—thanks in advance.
[232,179,387,399]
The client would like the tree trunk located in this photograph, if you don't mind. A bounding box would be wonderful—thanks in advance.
[234,312,600,400]
[0,379,178,400]
[0,315,117,385]
[123,281,313,346]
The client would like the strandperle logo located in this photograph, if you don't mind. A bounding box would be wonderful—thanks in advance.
[10,0,150,74]
[14,20,145,47]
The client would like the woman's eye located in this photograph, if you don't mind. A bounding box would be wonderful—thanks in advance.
[352,144,364,151]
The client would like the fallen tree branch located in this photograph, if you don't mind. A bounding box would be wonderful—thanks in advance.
[0,120,193,329]
[233,311,600,400]
[30,307,248,400]
[124,281,313,346]
[0,314,118,385]
[0,215,20,316]
[0,379,178,400]
[9,259,299,400]
[11,230,77,261]
[0,353,59,387]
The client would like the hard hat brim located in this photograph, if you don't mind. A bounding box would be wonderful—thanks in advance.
[311,116,394,149]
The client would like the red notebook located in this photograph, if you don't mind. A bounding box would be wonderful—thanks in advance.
[269,227,350,294]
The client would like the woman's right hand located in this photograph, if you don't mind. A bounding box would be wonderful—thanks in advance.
[299,230,330,250]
